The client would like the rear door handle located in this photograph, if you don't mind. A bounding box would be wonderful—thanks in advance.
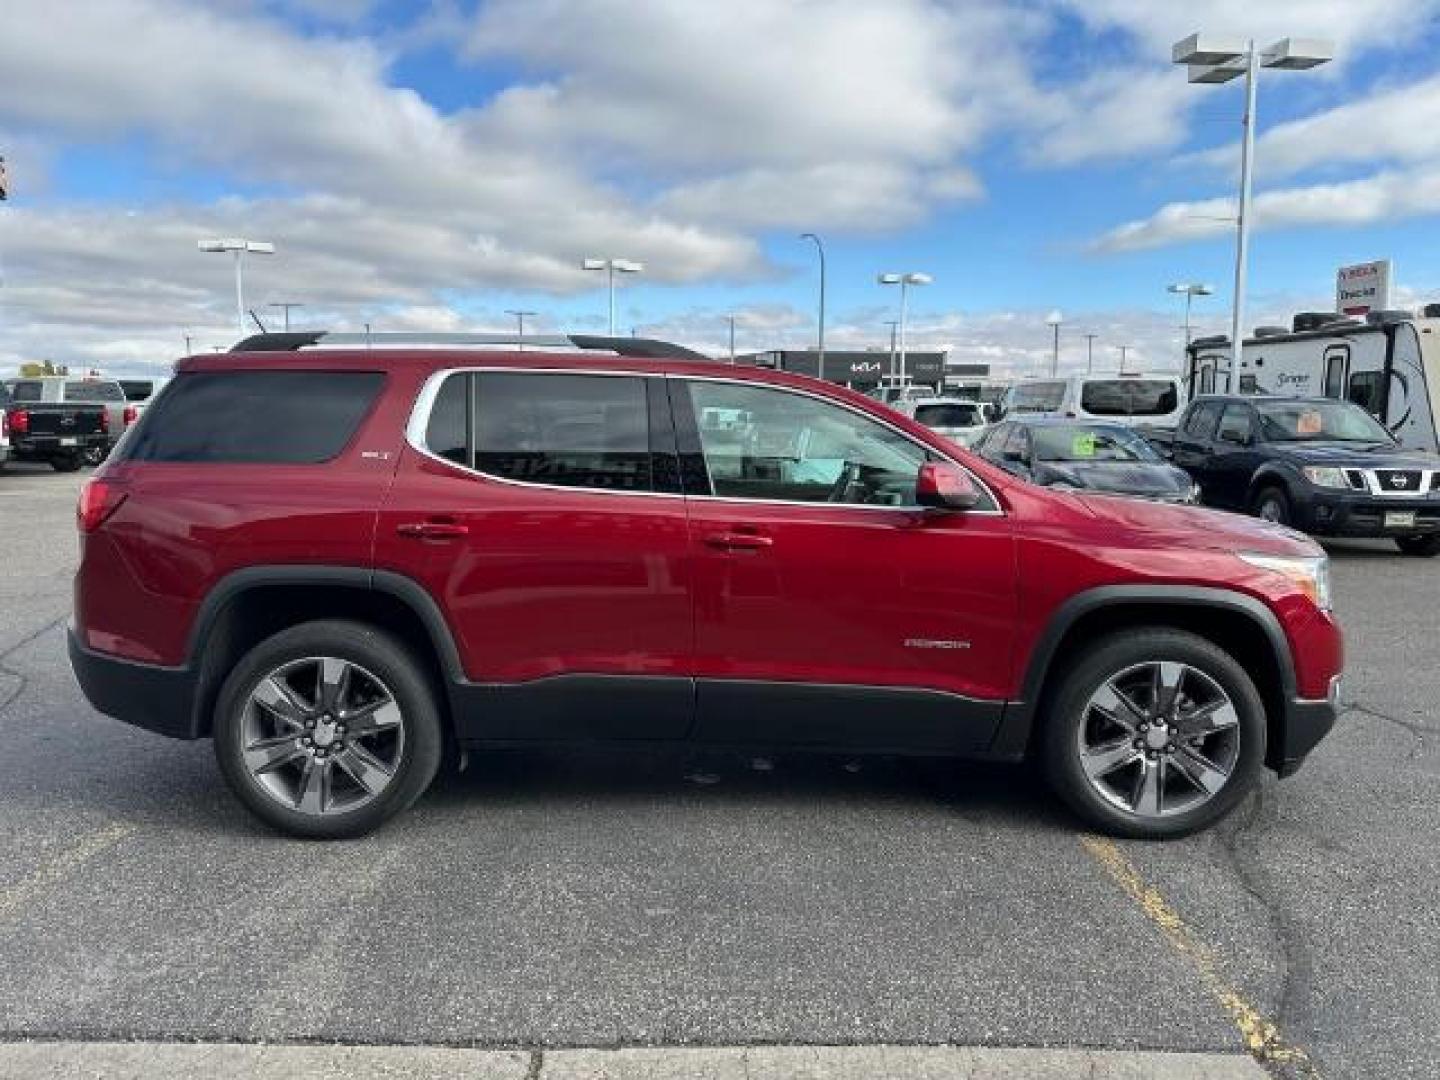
[704,531,773,551]
[397,521,469,540]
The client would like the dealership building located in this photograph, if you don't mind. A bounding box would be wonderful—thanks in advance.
[735,349,990,393]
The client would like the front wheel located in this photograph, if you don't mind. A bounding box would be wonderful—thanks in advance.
[1253,486,1291,526]
[1396,534,1440,557]
[213,620,443,839]
[1040,629,1266,839]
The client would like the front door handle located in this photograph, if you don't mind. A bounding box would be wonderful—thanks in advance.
[397,521,469,540]
[704,531,773,551]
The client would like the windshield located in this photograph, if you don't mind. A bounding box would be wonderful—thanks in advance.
[1032,424,1161,463]
[1256,400,1394,443]
[914,402,982,428]
[1080,379,1179,417]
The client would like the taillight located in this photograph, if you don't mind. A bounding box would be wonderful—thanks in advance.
[99,409,110,433]
[123,404,138,426]
[10,409,28,435]
[77,480,127,533]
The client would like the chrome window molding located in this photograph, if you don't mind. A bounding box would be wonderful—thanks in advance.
[404,366,1006,516]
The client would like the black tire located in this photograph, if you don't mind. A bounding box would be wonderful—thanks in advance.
[82,443,109,467]
[213,619,444,839]
[50,454,82,473]
[1040,628,1266,840]
[1396,533,1440,557]
[1252,485,1291,526]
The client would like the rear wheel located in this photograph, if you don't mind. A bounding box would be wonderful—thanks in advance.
[1041,629,1266,839]
[1253,486,1291,526]
[1396,533,1440,557]
[213,620,443,839]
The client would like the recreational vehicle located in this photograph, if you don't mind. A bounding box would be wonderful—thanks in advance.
[1184,308,1440,454]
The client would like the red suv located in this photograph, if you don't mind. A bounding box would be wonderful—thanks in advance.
[70,333,1343,840]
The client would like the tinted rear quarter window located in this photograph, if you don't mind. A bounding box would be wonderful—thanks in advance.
[122,371,384,463]
[65,381,124,403]
[914,403,981,427]
[1080,379,1179,416]
[1011,382,1066,412]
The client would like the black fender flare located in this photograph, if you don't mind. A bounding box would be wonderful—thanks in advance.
[1246,463,1302,510]
[185,565,465,683]
[989,584,1296,757]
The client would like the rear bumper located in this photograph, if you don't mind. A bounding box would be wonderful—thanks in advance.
[68,626,201,739]
[12,434,108,459]
[1272,676,1341,777]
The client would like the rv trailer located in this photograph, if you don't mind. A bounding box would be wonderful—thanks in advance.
[1184,308,1440,454]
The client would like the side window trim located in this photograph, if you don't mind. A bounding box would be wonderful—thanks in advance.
[671,374,1002,515]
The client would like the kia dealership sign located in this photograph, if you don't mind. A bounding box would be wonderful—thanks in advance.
[1336,260,1392,316]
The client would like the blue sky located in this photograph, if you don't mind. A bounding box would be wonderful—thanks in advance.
[3,0,1440,374]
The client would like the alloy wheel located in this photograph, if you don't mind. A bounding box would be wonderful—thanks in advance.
[1075,661,1241,819]
[240,656,405,817]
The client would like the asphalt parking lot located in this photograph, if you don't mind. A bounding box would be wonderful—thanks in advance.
[0,464,1436,1079]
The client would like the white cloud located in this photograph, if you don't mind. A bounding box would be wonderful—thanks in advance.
[1093,167,1440,251]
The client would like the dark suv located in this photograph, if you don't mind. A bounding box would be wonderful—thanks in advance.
[1172,395,1440,556]
[71,334,1343,839]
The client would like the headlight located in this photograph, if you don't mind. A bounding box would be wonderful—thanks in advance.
[1238,552,1332,611]
[1303,466,1349,489]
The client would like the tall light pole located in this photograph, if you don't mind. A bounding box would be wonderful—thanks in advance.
[1045,310,1063,376]
[1172,34,1333,364]
[506,308,537,350]
[726,314,738,364]
[1117,345,1133,373]
[878,272,932,386]
[799,233,826,381]
[1167,282,1214,351]
[269,301,302,332]
[198,238,274,339]
[1083,333,1098,373]
[582,258,643,336]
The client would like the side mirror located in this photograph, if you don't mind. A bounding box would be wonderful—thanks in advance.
[1002,449,1027,465]
[917,461,982,510]
[1219,428,1250,446]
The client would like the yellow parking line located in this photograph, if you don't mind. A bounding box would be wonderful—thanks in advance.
[0,821,135,921]
[1080,834,1322,1079]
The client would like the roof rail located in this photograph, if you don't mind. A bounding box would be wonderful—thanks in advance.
[228,331,710,361]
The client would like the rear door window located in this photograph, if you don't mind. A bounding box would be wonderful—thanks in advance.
[1080,379,1179,416]
[121,370,384,463]
[9,381,42,403]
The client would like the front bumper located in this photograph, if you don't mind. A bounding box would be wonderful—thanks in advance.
[1272,675,1342,777]
[68,626,201,739]
[1299,490,1440,537]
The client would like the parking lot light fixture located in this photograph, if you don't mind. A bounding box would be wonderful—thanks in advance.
[799,233,827,380]
[878,272,932,386]
[1172,33,1333,365]
[1045,311,1063,376]
[198,238,274,339]
[583,258,643,336]
[1168,283,1214,350]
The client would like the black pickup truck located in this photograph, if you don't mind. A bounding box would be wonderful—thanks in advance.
[0,385,109,472]
[1171,394,1440,556]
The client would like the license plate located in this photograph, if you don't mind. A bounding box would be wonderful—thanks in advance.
[1385,511,1417,529]
[59,437,77,447]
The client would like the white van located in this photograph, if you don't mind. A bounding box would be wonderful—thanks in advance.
[998,373,1185,428]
